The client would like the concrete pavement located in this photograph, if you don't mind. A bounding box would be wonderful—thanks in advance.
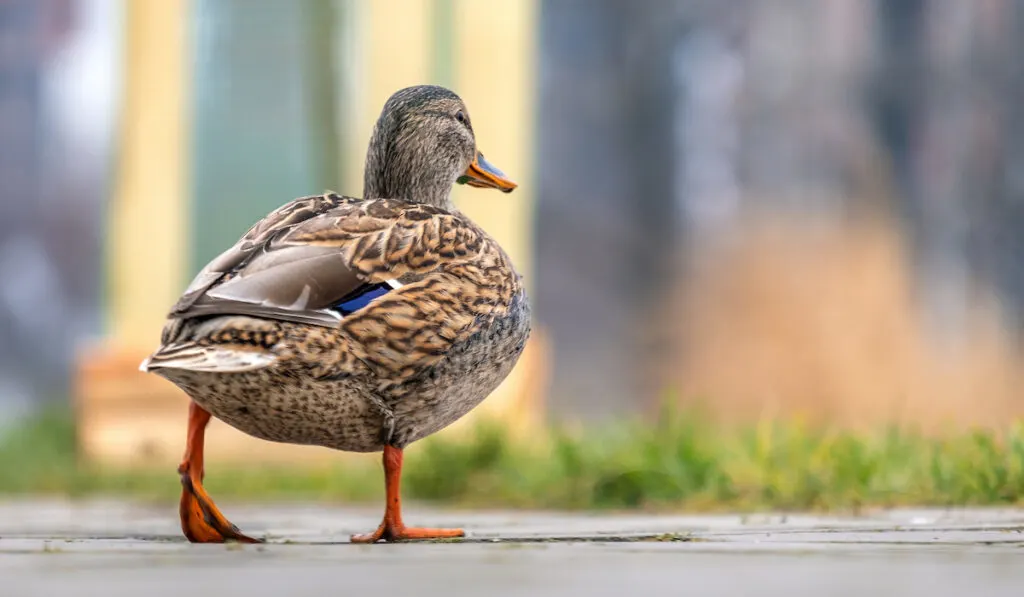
[2,500,1022,596]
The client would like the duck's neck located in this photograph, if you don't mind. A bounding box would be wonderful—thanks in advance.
[363,171,454,210]
[363,147,457,209]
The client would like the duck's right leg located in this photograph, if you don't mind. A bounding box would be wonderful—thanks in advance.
[350,445,465,543]
[178,401,261,543]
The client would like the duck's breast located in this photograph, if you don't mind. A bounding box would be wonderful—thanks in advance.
[387,289,532,447]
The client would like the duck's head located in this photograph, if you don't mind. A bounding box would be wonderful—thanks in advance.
[363,85,517,208]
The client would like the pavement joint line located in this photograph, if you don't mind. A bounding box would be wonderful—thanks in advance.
[706,524,1024,537]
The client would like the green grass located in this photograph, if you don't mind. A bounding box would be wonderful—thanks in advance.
[3,404,1024,512]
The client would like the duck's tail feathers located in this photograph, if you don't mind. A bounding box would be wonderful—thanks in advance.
[140,343,277,374]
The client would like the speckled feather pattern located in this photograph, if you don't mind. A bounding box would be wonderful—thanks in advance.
[148,193,531,452]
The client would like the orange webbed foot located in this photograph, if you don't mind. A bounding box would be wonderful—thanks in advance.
[179,467,261,544]
[350,522,464,544]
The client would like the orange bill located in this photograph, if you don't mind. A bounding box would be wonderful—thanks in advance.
[457,151,517,193]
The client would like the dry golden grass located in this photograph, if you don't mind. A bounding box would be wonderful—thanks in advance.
[673,211,1024,431]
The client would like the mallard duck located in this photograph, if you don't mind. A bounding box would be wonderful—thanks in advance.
[140,85,530,543]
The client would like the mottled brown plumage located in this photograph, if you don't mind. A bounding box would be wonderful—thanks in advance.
[140,85,529,543]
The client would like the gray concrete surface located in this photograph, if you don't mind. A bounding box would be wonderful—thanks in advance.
[2,500,1023,596]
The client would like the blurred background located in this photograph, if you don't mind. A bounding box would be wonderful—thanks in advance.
[2,0,1024,474]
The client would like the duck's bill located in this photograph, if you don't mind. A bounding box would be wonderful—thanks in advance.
[457,152,517,193]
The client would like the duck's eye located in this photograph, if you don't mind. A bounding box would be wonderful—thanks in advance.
[455,110,467,125]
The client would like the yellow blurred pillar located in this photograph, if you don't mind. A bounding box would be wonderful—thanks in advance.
[447,0,544,432]
[109,0,191,349]
[450,0,537,283]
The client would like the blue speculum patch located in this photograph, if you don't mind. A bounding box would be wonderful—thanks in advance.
[334,282,392,316]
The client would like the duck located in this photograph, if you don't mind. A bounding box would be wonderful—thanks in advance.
[140,84,530,543]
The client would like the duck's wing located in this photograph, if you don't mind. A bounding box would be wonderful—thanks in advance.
[170,191,359,320]
[168,192,399,330]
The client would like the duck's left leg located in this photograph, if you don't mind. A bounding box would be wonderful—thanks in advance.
[178,401,261,543]
[350,445,465,543]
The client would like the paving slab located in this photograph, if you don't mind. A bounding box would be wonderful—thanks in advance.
[1,499,1022,596]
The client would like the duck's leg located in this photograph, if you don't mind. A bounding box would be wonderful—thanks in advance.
[178,401,260,543]
[350,445,464,543]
